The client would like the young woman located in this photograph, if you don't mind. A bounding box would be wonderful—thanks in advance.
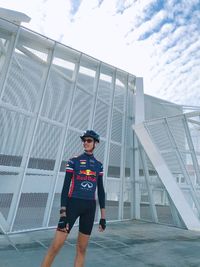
[41,130,106,267]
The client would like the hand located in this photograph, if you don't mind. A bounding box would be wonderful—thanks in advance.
[99,218,106,232]
[57,216,69,233]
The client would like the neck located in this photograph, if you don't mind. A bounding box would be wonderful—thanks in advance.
[84,150,94,155]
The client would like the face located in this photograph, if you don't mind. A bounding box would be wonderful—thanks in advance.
[82,137,95,153]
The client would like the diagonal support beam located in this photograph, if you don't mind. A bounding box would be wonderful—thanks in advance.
[133,123,200,231]
[0,212,8,234]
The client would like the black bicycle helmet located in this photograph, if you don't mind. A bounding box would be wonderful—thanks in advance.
[80,130,100,143]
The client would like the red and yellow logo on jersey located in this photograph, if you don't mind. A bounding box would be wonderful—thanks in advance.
[80,169,96,176]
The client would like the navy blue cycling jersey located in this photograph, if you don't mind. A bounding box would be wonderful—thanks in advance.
[61,152,105,208]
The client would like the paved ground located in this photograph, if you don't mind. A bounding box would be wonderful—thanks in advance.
[1,220,200,267]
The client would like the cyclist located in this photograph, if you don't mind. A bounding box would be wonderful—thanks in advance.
[41,130,106,267]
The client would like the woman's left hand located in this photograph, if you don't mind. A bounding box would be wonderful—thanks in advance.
[99,218,106,232]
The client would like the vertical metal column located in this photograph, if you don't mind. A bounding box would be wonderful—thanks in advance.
[43,53,82,227]
[133,77,145,219]
[118,73,129,220]
[87,62,102,222]
[168,194,184,228]
[7,43,56,232]
[0,212,7,233]
[102,68,116,208]
[138,145,158,222]
[0,27,20,99]
[129,111,135,218]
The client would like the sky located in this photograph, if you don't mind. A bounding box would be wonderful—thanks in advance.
[0,0,200,106]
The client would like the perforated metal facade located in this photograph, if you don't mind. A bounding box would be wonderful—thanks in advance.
[0,17,136,233]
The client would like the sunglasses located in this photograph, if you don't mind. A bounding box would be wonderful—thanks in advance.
[82,138,94,143]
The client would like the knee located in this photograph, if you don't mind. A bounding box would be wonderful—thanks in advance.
[77,244,87,255]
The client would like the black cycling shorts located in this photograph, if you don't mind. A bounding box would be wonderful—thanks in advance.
[62,198,96,235]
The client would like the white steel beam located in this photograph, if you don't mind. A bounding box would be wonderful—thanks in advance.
[118,73,128,220]
[133,123,200,231]
[103,69,117,214]
[87,62,101,221]
[0,213,7,233]
[133,77,144,219]
[168,194,184,228]
[139,146,158,222]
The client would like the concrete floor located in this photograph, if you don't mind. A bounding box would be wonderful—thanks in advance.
[1,220,200,267]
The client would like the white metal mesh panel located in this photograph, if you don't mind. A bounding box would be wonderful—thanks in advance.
[28,121,62,170]
[49,193,61,227]
[93,99,109,138]
[13,193,48,231]
[2,50,44,112]
[109,143,121,169]
[161,152,183,174]
[12,173,53,231]
[147,122,173,151]
[0,172,17,220]
[0,37,7,74]
[63,129,83,161]
[147,121,185,174]
[111,109,123,143]
[114,84,125,111]
[167,119,186,151]
[77,66,95,92]
[98,73,112,104]
[189,120,200,153]
[70,87,91,130]
[106,178,119,220]
[94,140,105,163]
[49,173,64,226]
[0,108,30,165]
[183,153,195,184]
[197,155,200,178]
[41,70,73,122]
[52,56,75,79]
[144,96,182,120]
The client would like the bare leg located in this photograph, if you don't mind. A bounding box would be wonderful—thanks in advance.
[40,230,68,267]
[74,232,90,267]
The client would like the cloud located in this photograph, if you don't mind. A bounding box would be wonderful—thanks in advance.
[0,0,200,106]
[133,0,200,106]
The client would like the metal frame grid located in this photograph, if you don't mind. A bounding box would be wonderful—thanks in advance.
[0,18,136,233]
[134,111,200,231]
